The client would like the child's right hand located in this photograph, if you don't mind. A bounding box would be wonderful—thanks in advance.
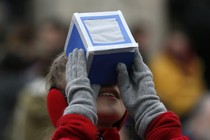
[116,50,167,138]
[64,48,99,125]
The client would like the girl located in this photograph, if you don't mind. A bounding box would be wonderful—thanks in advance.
[46,51,127,139]
[47,48,189,140]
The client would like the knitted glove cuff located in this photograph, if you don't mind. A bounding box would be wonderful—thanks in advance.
[64,77,98,125]
[134,100,166,138]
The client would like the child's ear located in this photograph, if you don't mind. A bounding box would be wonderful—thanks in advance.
[47,88,68,127]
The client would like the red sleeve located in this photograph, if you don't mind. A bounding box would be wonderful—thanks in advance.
[145,112,189,140]
[52,114,98,140]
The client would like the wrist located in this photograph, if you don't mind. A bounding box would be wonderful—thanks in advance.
[64,77,98,125]
[65,77,91,103]
[64,104,98,125]
[134,99,167,138]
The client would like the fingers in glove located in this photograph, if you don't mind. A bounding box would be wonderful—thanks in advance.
[66,52,73,82]
[91,84,101,99]
[78,49,87,77]
[133,50,151,73]
[116,63,130,91]
[133,50,143,71]
[71,48,79,79]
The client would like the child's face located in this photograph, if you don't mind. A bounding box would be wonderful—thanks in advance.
[96,85,126,128]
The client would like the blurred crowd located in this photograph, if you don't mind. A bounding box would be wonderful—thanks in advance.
[1,0,210,140]
[0,2,67,139]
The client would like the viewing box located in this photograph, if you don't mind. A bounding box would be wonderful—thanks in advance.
[64,10,138,84]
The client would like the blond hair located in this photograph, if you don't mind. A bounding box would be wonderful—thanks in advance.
[46,52,67,93]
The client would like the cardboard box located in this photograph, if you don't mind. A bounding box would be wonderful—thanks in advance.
[64,10,138,84]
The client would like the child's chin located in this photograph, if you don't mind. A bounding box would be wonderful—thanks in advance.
[97,116,121,128]
[97,112,122,124]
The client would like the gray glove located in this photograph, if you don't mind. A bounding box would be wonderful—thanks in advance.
[64,48,100,125]
[116,50,167,138]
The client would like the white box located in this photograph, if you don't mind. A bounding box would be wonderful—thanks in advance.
[64,10,138,84]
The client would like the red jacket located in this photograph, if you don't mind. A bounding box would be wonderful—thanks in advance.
[52,112,189,140]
